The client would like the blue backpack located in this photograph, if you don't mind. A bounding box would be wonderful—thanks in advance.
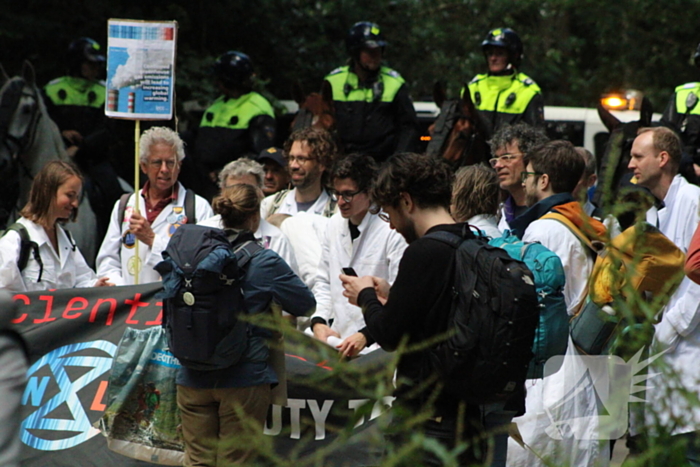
[154,225,262,371]
[488,231,568,379]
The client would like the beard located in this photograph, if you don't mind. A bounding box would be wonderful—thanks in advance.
[525,185,540,207]
[399,217,419,244]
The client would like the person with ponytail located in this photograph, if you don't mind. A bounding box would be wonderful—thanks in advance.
[176,183,315,466]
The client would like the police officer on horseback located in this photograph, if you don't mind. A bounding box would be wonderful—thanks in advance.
[464,28,544,136]
[194,51,276,180]
[324,21,418,162]
[661,42,700,181]
[44,37,107,157]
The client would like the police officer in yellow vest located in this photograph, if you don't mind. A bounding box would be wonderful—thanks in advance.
[662,43,700,179]
[195,51,276,179]
[324,22,418,162]
[44,37,107,159]
[464,28,544,137]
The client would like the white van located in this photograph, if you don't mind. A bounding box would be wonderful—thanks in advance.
[279,99,662,157]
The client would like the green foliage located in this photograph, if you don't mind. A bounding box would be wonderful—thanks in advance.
[5,0,700,114]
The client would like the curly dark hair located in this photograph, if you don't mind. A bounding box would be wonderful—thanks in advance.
[370,153,454,210]
[283,127,337,170]
[488,123,549,159]
[330,153,378,192]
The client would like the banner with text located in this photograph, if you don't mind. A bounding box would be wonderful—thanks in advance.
[11,284,392,466]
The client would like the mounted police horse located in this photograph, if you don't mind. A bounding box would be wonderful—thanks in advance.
[426,82,490,168]
[0,61,101,265]
[593,97,662,229]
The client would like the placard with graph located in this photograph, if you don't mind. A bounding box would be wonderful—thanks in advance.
[105,19,177,120]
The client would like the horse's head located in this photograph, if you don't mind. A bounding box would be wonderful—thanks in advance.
[0,60,66,228]
[0,61,43,169]
[290,80,336,132]
[593,96,656,215]
[427,82,490,167]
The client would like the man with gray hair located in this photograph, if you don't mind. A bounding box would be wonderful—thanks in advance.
[96,126,214,285]
[488,123,548,231]
[198,157,299,275]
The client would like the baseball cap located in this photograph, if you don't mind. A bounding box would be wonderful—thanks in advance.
[257,147,286,167]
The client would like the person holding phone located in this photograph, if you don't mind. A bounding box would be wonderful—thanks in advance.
[309,153,407,357]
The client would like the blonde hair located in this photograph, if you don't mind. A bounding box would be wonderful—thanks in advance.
[212,183,263,229]
[451,164,499,222]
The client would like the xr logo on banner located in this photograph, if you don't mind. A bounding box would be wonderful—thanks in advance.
[542,347,665,440]
[21,341,116,451]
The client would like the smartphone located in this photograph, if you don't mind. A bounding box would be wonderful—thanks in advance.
[342,267,358,276]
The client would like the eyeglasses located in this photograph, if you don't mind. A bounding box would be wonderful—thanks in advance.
[331,189,362,203]
[148,159,178,169]
[520,171,543,183]
[489,153,524,168]
[378,211,390,223]
[286,155,316,164]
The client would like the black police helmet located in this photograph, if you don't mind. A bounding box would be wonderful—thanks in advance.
[212,51,254,90]
[346,21,387,57]
[67,37,105,75]
[694,42,700,68]
[481,28,523,68]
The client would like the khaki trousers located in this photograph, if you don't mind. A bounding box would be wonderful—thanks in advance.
[177,384,271,466]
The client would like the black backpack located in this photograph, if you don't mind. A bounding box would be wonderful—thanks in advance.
[424,229,539,405]
[154,224,263,371]
[1,222,74,283]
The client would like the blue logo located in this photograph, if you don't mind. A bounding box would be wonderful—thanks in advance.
[21,341,117,451]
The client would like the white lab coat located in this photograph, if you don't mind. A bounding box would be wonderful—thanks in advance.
[642,174,700,436]
[0,217,97,292]
[467,214,501,239]
[197,215,300,277]
[260,188,335,219]
[95,183,213,285]
[310,211,407,341]
[278,212,330,289]
[510,212,606,467]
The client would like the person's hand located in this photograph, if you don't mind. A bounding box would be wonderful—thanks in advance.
[94,277,114,287]
[129,211,156,247]
[312,323,340,342]
[371,277,391,304]
[340,274,376,306]
[336,332,367,358]
[61,129,83,146]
